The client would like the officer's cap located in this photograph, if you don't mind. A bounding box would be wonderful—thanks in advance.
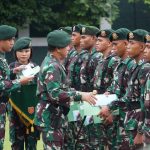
[81,26,100,36]
[128,29,148,43]
[96,29,114,39]
[110,28,130,41]
[59,26,72,35]
[47,30,71,48]
[72,24,84,33]
[13,37,32,51]
[0,25,17,40]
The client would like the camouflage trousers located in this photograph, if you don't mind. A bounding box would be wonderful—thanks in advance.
[65,120,106,150]
[7,102,40,150]
[0,102,7,150]
[63,120,90,150]
[125,130,143,150]
[36,126,64,150]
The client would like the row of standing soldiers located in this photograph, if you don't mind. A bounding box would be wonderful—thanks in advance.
[0,24,149,150]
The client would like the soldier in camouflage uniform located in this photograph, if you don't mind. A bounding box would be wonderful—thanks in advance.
[143,73,150,150]
[78,25,103,149]
[93,29,120,149]
[64,24,89,90]
[94,29,120,94]
[99,28,136,150]
[142,34,150,150]
[8,37,40,150]
[100,29,149,150]
[63,24,91,150]
[0,25,33,150]
[34,30,96,150]
[80,25,103,92]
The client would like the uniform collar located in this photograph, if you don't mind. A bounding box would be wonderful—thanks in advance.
[0,52,5,59]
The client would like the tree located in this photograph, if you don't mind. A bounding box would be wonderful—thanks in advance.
[128,0,150,5]
[0,0,119,31]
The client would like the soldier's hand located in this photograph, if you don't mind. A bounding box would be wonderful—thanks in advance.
[19,76,34,85]
[99,106,110,118]
[13,65,26,74]
[81,92,97,105]
[104,114,113,124]
[134,133,143,145]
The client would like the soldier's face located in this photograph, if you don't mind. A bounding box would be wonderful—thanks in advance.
[96,37,111,52]
[80,35,95,50]
[0,37,15,52]
[71,32,81,46]
[127,40,145,58]
[144,43,150,61]
[58,45,70,60]
[16,48,31,64]
[112,40,127,57]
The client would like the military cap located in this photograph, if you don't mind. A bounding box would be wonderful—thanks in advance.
[72,24,83,33]
[110,28,130,41]
[0,25,17,40]
[47,30,71,48]
[128,29,148,43]
[96,29,114,39]
[145,33,150,43]
[81,25,100,36]
[13,37,32,51]
[59,26,72,35]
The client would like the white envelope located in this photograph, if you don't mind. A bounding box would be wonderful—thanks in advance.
[94,94,118,106]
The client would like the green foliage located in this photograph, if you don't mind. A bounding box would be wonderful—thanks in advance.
[0,0,119,31]
[128,0,150,4]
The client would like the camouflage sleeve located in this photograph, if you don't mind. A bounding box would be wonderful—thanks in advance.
[144,74,150,108]
[44,64,81,104]
[108,56,120,71]
[137,66,150,133]
[0,67,21,95]
[80,54,89,92]
[106,57,120,93]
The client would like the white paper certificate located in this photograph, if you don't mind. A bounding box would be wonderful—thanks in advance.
[94,94,118,106]
[22,65,40,77]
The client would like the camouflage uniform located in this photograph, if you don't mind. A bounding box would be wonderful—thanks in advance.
[63,48,78,78]
[79,48,103,149]
[143,73,150,149]
[8,61,40,150]
[34,53,83,150]
[0,52,21,149]
[94,54,120,94]
[80,48,103,92]
[70,49,89,91]
[110,61,150,149]
[91,54,120,149]
[107,57,137,149]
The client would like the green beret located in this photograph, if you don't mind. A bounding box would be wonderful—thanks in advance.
[59,26,72,35]
[128,29,148,43]
[13,37,32,51]
[110,28,130,41]
[81,25,100,36]
[96,29,114,39]
[47,30,71,48]
[72,24,84,33]
[0,25,17,40]
[145,33,150,43]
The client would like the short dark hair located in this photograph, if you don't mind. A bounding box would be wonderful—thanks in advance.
[14,47,32,61]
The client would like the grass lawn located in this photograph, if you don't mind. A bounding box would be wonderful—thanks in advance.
[4,117,43,150]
